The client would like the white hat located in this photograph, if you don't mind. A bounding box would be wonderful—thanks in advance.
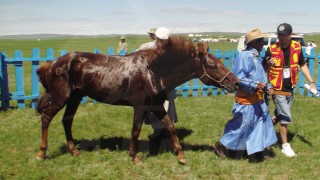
[120,36,125,39]
[155,27,170,40]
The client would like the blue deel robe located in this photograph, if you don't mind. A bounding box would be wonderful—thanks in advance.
[219,47,277,155]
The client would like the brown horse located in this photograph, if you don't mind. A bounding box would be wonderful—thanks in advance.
[35,37,240,164]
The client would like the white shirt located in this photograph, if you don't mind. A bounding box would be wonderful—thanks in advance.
[136,41,156,51]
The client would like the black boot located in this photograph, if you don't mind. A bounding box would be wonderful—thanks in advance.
[248,151,264,163]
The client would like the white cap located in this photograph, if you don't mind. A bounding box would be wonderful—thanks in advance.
[155,27,170,40]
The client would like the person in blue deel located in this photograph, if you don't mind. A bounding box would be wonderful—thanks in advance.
[213,29,277,163]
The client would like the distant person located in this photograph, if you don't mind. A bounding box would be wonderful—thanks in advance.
[136,27,157,51]
[263,23,316,157]
[306,41,317,55]
[136,27,178,146]
[213,29,277,163]
[117,36,128,55]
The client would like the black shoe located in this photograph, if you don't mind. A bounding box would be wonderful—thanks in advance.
[263,148,276,160]
[212,141,227,158]
[248,152,264,163]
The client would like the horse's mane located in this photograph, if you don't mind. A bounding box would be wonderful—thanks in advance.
[133,36,195,65]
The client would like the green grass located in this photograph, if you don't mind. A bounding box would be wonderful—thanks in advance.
[1,34,320,178]
[0,95,320,179]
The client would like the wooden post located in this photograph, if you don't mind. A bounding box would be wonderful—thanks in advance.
[14,50,25,108]
[31,48,40,108]
[0,52,10,109]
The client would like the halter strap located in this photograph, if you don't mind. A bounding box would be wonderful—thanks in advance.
[198,54,231,87]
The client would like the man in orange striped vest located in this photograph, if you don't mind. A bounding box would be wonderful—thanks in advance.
[263,23,316,157]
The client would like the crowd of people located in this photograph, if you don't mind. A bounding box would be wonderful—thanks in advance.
[116,23,317,163]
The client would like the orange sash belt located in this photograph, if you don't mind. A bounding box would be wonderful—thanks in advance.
[235,90,264,105]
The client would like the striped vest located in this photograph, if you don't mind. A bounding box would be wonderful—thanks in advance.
[268,40,301,90]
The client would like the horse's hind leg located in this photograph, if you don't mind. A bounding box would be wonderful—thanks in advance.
[129,104,145,164]
[62,91,83,156]
[36,102,65,160]
[153,110,187,164]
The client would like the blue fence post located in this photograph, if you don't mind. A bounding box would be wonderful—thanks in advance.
[181,82,189,97]
[192,79,199,97]
[14,50,25,108]
[224,50,231,69]
[60,50,68,56]
[317,52,320,95]
[231,49,238,70]
[46,48,54,60]
[0,52,10,109]
[220,50,231,96]
[31,48,40,108]
[94,48,101,54]
[213,49,222,95]
[306,48,316,97]
[119,49,126,55]
[107,47,114,55]
[202,84,209,97]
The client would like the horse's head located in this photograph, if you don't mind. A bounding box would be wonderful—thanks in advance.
[195,42,240,93]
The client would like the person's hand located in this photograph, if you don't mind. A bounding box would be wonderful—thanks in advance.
[256,82,266,90]
[265,56,275,67]
[310,82,317,91]
[268,88,274,95]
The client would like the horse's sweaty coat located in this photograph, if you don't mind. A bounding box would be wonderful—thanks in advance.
[35,37,240,164]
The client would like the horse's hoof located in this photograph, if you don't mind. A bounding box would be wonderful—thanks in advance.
[178,157,187,164]
[36,152,46,160]
[177,153,187,164]
[133,157,142,165]
[70,149,81,157]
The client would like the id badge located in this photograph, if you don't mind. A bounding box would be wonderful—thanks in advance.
[283,68,291,78]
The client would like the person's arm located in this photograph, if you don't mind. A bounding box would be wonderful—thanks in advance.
[300,64,316,90]
[232,53,260,93]
[262,48,273,72]
[125,43,128,53]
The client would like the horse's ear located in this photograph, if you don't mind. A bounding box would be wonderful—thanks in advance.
[204,42,209,53]
[197,42,204,54]
[196,42,206,61]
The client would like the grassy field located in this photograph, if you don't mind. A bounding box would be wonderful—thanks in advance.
[1,34,319,57]
[0,95,320,179]
[0,34,320,179]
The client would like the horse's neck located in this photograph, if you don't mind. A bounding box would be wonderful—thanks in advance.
[152,58,197,90]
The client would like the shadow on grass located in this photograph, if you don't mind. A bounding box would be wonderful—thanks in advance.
[52,128,213,159]
[51,129,313,159]
[275,131,313,148]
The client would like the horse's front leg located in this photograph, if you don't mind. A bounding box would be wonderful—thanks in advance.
[162,114,187,164]
[129,105,144,164]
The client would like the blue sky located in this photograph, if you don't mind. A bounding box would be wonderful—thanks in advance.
[1,0,319,35]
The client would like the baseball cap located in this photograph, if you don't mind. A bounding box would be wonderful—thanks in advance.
[277,23,292,35]
[120,36,125,39]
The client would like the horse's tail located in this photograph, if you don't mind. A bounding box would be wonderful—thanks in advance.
[36,61,53,114]
[36,61,52,90]
[36,53,77,114]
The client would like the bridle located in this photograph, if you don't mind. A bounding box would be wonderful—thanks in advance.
[196,53,231,88]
